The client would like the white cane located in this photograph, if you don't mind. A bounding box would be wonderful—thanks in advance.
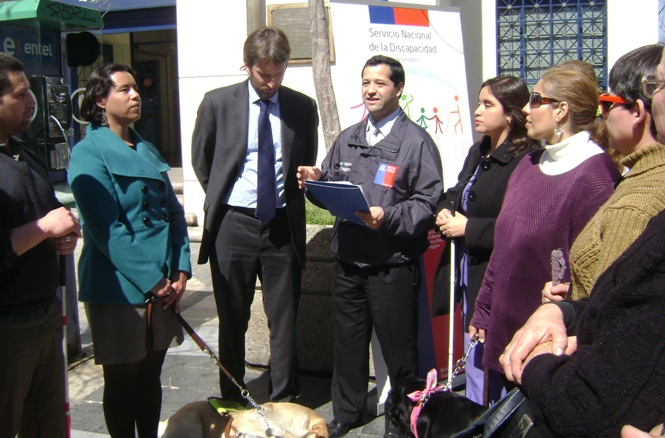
[51,115,72,436]
[60,254,71,437]
[447,239,456,384]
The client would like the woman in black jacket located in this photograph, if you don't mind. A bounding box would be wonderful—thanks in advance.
[433,75,540,405]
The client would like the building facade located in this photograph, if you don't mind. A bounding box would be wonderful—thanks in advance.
[175,0,658,224]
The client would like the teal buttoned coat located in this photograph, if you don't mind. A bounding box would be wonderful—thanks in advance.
[68,125,191,305]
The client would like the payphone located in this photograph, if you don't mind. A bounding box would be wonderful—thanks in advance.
[23,75,73,172]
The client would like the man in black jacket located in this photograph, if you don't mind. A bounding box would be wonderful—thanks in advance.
[297,55,442,438]
[0,53,81,437]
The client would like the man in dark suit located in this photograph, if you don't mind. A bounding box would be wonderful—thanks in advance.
[191,27,319,404]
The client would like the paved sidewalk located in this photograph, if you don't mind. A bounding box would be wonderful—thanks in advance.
[68,240,385,438]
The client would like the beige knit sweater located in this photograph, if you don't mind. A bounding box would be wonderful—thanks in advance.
[570,143,665,300]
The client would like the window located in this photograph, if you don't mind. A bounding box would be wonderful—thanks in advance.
[497,0,607,89]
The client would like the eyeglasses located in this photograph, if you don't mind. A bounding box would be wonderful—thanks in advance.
[599,93,629,116]
[642,74,665,98]
[529,92,560,108]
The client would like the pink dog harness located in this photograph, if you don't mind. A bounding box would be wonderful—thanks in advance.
[407,369,447,438]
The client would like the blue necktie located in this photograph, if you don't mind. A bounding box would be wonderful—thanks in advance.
[256,99,276,224]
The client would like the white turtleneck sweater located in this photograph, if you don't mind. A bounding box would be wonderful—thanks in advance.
[539,130,605,175]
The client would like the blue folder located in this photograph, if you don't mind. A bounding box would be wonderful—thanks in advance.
[304,180,370,226]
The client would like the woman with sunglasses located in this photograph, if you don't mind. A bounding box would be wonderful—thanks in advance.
[432,75,540,405]
[495,47,665,438]
[543,43,665,303]
[468,61,620,396]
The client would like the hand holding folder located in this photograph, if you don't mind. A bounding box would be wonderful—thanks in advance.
[304,180,370,226]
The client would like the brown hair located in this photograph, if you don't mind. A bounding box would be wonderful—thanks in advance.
[556,60,598,85]
[540,65,607,149]
[243,27,291,68]
[480,75,541,154]
[80,63,137,126]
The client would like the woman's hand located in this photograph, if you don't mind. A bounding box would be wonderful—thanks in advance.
[468,325,485,343]
[436,208,467,238]
[150,277,174,307]
[542,281,570,303]
[151,277,171,297]
[166,271,188,313]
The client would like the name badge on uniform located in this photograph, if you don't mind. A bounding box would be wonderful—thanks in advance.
[374,163,398,188]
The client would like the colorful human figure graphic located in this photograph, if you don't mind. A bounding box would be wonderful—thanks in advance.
[416,107,428,130]
[446,95,463,133]
[429,107,444,134]
[400,94,414,119]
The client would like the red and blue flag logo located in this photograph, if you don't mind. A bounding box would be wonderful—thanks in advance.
[368,6,429,27]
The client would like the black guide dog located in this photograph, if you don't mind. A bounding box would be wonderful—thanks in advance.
[385,375,488,438]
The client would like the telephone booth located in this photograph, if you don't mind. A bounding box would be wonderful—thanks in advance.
[0,0,102,182]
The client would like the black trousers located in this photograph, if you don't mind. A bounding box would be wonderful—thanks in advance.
[330,260,420,425]
[209,206,301,403]
[0,299,66,438]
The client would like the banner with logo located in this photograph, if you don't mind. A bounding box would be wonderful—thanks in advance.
[330,0,473,190]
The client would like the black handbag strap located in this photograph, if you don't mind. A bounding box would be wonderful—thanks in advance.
[451,388,527,438]
[483,388,526,436]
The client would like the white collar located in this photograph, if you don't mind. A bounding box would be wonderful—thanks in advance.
[539,131,604,175]
[367,107,401,138]
[248,82,278,105]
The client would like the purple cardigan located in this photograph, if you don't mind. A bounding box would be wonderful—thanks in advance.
[470,150,620,372]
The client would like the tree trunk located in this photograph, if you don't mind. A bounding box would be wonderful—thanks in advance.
[309,0,341,153]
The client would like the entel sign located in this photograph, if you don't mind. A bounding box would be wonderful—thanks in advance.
[3,36,54,57]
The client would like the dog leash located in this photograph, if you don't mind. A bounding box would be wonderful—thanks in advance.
[172,311,277,437]
[443,332,479,392]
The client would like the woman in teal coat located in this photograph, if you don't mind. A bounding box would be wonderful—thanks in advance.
[68,64,191,438]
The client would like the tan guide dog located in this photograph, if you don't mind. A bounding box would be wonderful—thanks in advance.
[162,399,329,438]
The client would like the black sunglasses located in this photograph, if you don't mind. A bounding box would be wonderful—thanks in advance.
[529,91,560,109]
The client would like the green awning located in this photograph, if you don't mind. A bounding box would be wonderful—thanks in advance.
[0,0,103,31]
